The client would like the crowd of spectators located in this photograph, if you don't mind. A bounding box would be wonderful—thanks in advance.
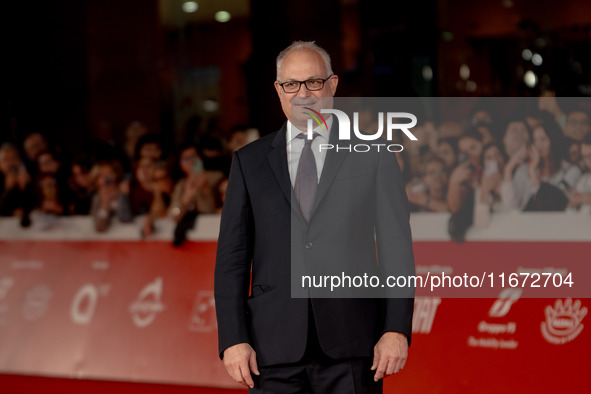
[0,123,257,244]
[392,97,591,241]
[1,97,590,243]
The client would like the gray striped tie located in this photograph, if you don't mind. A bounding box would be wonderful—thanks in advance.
[294,133,319,221]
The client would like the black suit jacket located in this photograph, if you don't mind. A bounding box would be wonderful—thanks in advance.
[215,122,415,367]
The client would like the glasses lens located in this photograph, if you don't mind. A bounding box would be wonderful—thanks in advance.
[282,82,300,93]
[305,79,324,91]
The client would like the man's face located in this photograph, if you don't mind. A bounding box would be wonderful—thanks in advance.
[564,111,591,141]
[274,48,338,129]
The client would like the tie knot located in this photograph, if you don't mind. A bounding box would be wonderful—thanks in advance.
[296,132,319,144]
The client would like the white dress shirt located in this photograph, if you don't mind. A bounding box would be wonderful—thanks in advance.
[286,116,333,187]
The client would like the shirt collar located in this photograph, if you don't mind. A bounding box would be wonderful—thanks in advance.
[287,115,333,142]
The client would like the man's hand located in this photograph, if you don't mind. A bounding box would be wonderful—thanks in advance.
[371,332,408,382]
[222,343,260,388]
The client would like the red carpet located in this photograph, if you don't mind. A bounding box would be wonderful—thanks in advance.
[0,374,247,394]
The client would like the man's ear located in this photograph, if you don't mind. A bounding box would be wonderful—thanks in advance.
[274,81,283,98]
[327,75,339,96]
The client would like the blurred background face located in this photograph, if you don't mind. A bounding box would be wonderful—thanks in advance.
[471,110,492,125]
[135,158,153,187]
[151,167,172,194]
[436,141,456,168]
[72,164,91,189]
[503,121,530,157]
[98,165,117,188]
[581,143,591,171]
[23,134,47,162]
[564,111,591,141]
[568,142,581,165]
[139,142,162,161]
[38,152,60,174]
[423,160,447,194]
[483,145,505,172]
[39,174,58,200]
[0,147,21,174]
[532,127,551,159]
[179,147,200,175]
[458,136,483,164]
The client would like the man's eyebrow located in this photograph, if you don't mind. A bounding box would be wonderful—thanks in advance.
[283,76,324,82]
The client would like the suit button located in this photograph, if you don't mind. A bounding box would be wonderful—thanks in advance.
[305,242,313,249]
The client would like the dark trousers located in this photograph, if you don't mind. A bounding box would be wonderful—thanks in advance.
[249,304,382,394]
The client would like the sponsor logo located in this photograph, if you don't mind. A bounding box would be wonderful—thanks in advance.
[412,297,441,334]
[129,277,166,328]
[478,321,516,334]
[489,288,522,318]
[541,298,587,345]
[467,336,518,349]
[22,285,52,321]
[71,283,110,325]
[468,289,521,349]
[188,290,217,332]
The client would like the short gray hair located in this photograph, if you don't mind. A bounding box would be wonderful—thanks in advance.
[276,41,333,81]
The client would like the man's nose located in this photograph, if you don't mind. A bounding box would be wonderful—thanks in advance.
[295,84,313,97]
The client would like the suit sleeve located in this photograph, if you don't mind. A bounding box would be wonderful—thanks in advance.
[375,148,415,346]
[214,151,254,359]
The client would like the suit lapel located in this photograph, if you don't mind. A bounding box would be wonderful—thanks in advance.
[267,123,292,205]
[267,124,307,224]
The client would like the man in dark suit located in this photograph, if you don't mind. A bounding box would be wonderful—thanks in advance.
[215,41,415,393]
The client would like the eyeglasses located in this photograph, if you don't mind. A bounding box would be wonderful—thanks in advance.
[277,75,333,93]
